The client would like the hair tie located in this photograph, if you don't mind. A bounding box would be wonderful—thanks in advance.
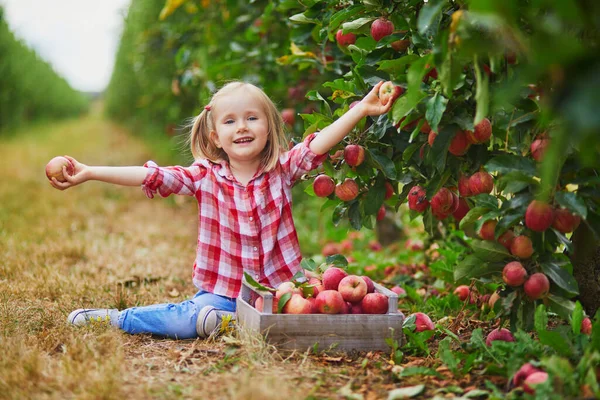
[204,105,211,111]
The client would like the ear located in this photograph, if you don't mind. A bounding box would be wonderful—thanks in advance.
[210,130,221,148]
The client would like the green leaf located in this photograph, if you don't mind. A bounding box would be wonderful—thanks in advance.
[289,13,318,24]
[243,272,275,292]
[348,201,362,230]
[300,258,317,272]
[325,254,349,268]
[459,206,490,229]
[547,294,578,321]
[471,239,511,262]
[329,4,365,31]
[485,155,537,175]
[473,58,489,125]
[425,93,448,134]
[368,149,397,179]
[378,54,420,73]
[534,304,549,333]
[391,91,427,124]
[572,301,584,335]
[418,0,445,35]
[341,17,373,31]
[555,191,588,218]
[278,292,292,313]
[540,261,579,295]
[364,175,386,215]
[537,330,573,357]
[454,254,499,281]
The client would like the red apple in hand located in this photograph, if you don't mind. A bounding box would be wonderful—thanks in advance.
[338,275,368,303]
[378,81,403,106]
[313,174,335,197]
[46,156,74,182]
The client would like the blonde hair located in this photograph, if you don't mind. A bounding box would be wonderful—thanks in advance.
[189,81,289,172]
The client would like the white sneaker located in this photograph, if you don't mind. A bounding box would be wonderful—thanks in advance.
[196,306,235,339]
[68,309,119,327]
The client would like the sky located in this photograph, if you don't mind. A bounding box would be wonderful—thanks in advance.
[1,0,131,92]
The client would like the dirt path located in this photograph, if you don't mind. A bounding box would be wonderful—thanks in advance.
[0,112,404,400]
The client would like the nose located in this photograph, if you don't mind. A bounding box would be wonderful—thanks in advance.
[236,119,248,132]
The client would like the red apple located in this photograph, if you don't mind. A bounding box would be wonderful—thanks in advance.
[384,181,394,200]
[255,295,280,313]
[469,171,494,195]
[335,29,356,46]
[552,208,581,233]
[313,174,335,197]
[322,267,348,291]
[513,363,543,388]
[370,18,394,42]
[307,277,324,298]
[281,108,295,126]
[497,230,515,251]
[458,175,472,197]
[523,371,549,395]
[314,290,345,314]
[431,187,455,220]
[423,64,438,81]
[524,273,550,300]
[361,276,375,293]
[45,156,74,182]
[503,261,528,286]
[479,220,497,240]
[378,81,403,106]
[454,285,470,301]
[448,130,471,156]
[338,275,368,303]
[531,134,550,162]
[283,293,314,314]
[510,236,534,259]
[344,144,365,167]
[525,200,555,232]
[361,292,388,314]
[335,178,359,201]
[453,197,470,223]
[321,242,342,256]
[350,303,363,314]
[376,205,386,221]
[408,185,429,213]
[391,286,406,296]
[465,118,492,144]
[486,328,515,346]
[276,281,302,299]
[428,131,437,146]
[413,312,435,332]
[581,317,592,335]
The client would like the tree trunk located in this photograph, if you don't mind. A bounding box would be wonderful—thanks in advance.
[570,221,600,318]
[375,211,404,247]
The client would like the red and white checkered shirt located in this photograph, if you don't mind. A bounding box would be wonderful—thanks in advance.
[142,133,326,298]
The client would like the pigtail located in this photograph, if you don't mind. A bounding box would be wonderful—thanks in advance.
[189,106,224,163]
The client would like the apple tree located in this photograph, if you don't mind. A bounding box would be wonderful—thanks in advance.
[275,0,600,328]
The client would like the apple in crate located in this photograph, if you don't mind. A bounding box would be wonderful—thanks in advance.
[255,295,280,314]
[322,267,348,290]
[282,294,314,314]
[315,290,345,314]
[361,293,388,314]
[338,275,367,303]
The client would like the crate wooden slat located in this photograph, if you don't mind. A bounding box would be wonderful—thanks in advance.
[236,277,404,352]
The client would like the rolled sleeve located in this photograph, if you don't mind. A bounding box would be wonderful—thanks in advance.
[283,133,328,183]
[141,161,206,198]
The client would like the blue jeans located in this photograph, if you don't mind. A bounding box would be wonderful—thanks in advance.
[118,290,236,339]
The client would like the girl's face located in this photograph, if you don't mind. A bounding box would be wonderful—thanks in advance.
[210,91,269,168]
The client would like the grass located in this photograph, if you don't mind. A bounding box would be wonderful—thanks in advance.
[0,107,405,399]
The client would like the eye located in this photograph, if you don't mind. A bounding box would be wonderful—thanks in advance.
[248,116,258,121]
[224,119,234,124]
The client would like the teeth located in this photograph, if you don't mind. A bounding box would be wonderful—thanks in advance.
[235,138,253,143]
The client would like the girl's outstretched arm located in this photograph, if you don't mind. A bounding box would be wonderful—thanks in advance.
[49,155,147,191]
[308,81,394,155]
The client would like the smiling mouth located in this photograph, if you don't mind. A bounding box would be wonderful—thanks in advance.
[233,137,254,144]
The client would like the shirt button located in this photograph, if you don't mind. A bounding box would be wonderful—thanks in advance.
[249,217,253,221]
[253,246,258,251]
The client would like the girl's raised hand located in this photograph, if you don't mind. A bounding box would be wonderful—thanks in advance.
[357,81,395,117]
[49,155,89,191]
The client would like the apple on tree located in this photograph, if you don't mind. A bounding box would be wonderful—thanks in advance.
[378,81,403,106]
[370,18,394,41]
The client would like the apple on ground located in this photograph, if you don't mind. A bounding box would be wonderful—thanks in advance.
[361,292,388,314]
[45,156,74,182]
[523,371,549,395]
[512,363,543,388]
[486,328,515,346]
[453,285,470,301]
[322,267,348,290]
[378,81,403,106]
[391,286,406,296]
[282,293,314,314]
[313,174,335,197]
[412,312,435,332]
[314,290,345,314]
[338,275,368,303]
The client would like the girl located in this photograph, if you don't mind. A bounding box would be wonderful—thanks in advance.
[50,81,393,339]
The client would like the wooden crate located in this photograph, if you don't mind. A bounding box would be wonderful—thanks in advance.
[236,277,404,352]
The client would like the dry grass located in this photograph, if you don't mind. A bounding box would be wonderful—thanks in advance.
[0,112,401,400]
